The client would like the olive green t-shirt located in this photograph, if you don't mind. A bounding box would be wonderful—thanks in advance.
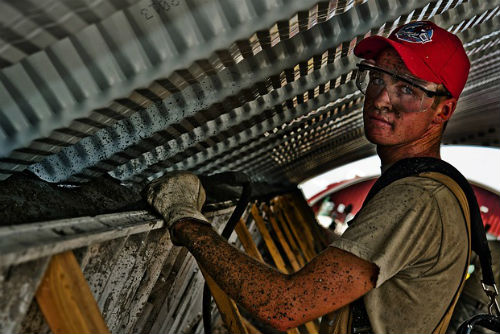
[330,176,468,333]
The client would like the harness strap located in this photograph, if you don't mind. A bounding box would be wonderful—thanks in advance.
[419,172,472,334]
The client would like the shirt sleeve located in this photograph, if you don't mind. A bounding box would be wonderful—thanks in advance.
[329,178,443,287]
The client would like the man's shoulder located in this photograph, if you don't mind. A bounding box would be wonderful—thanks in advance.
[368,174,462,216]
[360,176,442,212]
[376,175,444,197]
[387,175,452,197]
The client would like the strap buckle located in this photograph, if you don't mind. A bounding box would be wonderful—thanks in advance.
[481,282,500,316]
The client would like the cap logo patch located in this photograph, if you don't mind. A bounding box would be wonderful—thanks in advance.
[395,22,434,44]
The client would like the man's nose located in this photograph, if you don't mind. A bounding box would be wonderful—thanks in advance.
[372,86,392,111]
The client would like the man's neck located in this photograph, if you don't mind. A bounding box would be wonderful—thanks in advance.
[377,142,442,170]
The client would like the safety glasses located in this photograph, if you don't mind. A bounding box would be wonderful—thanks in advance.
[355,62,451,113]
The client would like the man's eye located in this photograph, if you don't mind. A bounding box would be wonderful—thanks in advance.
[370,76,384,86]
[399,84,417,95]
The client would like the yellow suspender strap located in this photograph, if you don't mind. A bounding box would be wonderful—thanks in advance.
[419,172,472,334]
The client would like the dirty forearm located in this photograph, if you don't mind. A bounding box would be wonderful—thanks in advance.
[171,219,377,331]
[172,220,290,325]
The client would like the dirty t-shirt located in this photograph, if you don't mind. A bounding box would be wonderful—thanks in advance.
[329,176,468,333]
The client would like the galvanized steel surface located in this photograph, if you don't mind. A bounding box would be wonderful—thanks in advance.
[0,0,499,186]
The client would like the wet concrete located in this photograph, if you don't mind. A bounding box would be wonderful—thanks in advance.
[0,172,146,226]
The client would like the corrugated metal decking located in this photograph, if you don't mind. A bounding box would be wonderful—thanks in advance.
[0,0,498,186]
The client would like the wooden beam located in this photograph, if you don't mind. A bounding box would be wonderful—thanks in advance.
[291,192,330,249]
[234,219,264,262]
[243,317,262,334]
[235,216,301,334]
[262,203,320,333]
[275,199,316,261]
[288,192,328,252]
[36,251,110,334]
[199,266,248,334]
[250,204,288,272]
[262,204,301,271]
[273,199,322,333]
[272,203,307,267]
[282,197,317,254]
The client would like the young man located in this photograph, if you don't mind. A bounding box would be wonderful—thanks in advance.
[146,21,470,333]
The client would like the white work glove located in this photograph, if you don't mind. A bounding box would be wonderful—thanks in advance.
[146,171,209,241]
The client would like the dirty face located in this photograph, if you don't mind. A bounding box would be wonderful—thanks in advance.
[362,48,438,147]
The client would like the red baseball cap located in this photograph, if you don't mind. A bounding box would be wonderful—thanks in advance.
[354,21,470,99]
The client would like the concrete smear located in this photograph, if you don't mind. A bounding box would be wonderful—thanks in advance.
[0,172,146,226]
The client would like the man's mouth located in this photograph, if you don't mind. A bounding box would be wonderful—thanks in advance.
[368,115,393,128]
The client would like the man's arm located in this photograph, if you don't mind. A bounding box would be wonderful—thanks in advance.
[173,220,378,331]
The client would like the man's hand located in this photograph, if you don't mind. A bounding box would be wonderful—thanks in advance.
[145,171,210,243]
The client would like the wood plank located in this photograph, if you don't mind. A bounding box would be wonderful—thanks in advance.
[275,200,314,261]
[250,204,288,272]
[281,197,317,256]
[155,255,203,332]
[262,204,318,334]
[273,203,307,267]
[276,199,316,261]
[234,219,265,261]
[20,243,102,334]
[9,206,242,334]
[235,215,302,334]
[0,257,50,334]
[244,317,263,334]
[156,258,201,332]
[199,266,248,334]
[132,302,153,334]
[134,206,236,333]
[280,197,322,333]
[73,244,96,271]
[176,220,252,333]
[151,207,253,334]
[291,192,330,249]
[262,204,302,271]
[286,195,321,253]
[35,251,110,334]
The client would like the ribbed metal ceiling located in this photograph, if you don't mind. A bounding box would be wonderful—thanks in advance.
[1,0,499,187]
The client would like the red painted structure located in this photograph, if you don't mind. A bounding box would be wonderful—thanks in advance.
[308,176,500,237]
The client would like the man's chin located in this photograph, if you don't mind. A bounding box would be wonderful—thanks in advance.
[364,129,394,146]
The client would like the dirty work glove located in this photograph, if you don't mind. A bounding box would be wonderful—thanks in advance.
[146,171,209,242]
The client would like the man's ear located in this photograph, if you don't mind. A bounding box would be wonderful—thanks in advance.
[433,98,457,124]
